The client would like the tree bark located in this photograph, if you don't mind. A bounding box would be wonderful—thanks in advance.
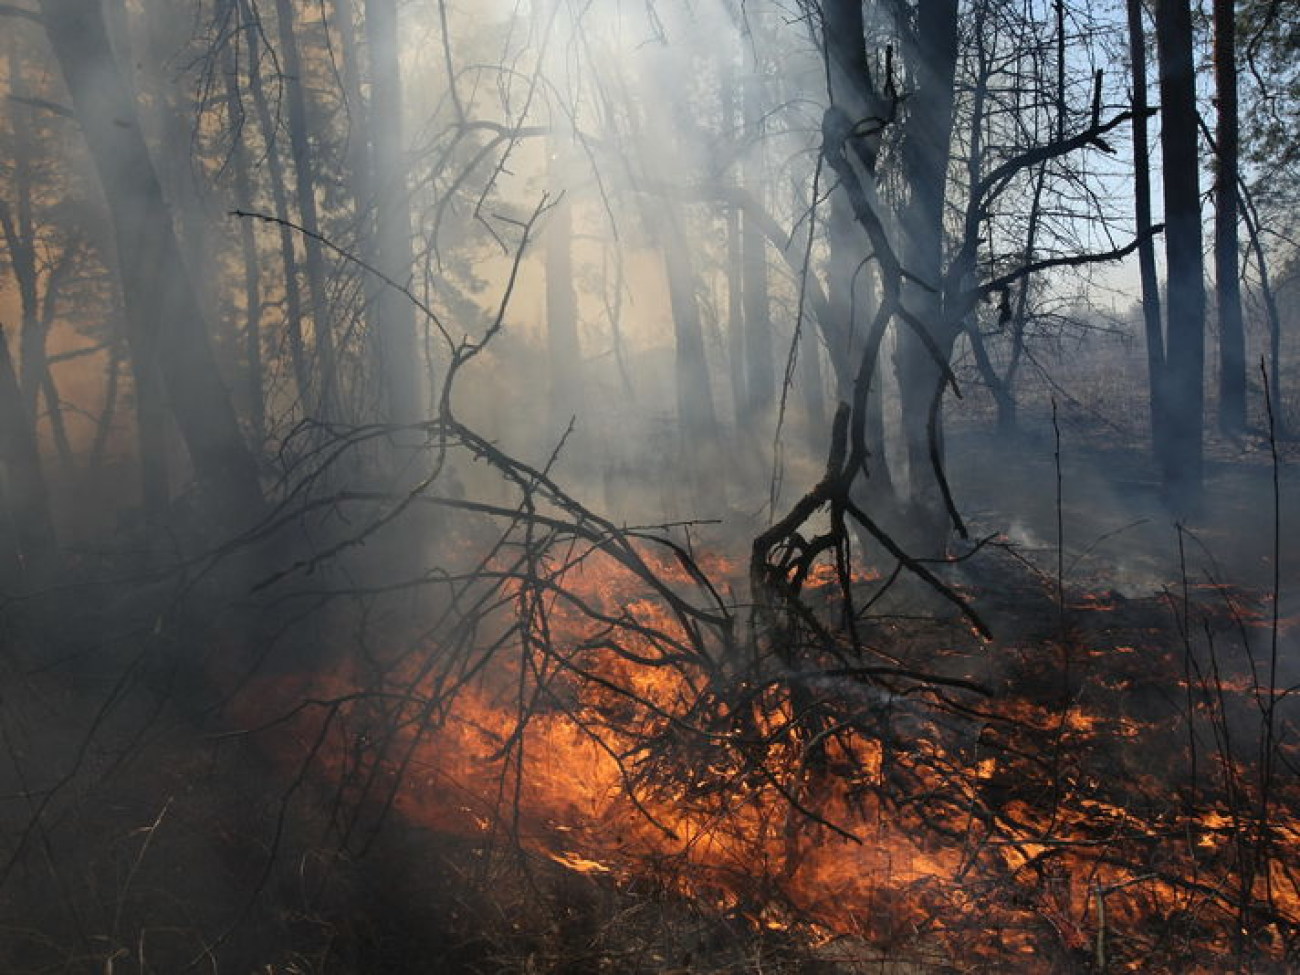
[1128,0,1167,454]
[821,0,899,511]
[659,204,720,444]
[895,0,960,549]
[272,0,339,420]
[1155,0,1206,511]
[364,0,423,429]
[242,0,312,411]
[221,37,266,446]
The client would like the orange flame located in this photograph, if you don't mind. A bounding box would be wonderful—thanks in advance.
[233,544,1300,971]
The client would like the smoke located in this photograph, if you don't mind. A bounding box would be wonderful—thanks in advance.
[2,1,1300,970]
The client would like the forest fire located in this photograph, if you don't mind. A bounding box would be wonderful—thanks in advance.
[233,532,1300,973]
[4,0,1300,970]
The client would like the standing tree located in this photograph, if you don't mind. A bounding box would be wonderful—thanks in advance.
[893,0,959,548]
[364,0,422,431]
[271,0,339,421]
[1155,0,1207,510]
[1214,0,1246,434]
[1129,0,1167,454]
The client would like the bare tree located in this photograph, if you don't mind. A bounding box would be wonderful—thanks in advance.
[1155,0,1206,510]
[271,0,339,420]
[1129,0,1167,453]
[1214,0,1246,434]
[364,0,422,430]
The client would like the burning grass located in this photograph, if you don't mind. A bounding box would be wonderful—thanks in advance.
[8,413,1295,973]
[229,517,1300,972]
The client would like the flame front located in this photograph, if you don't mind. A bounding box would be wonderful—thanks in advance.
[234,542,1300,972]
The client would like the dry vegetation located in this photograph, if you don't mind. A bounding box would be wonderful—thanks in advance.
[3,385,1298,973]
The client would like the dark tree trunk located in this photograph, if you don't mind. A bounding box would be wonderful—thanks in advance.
[1214,0,1246,434]
[1155,0,1206,512]
[823,0,869,119]
[996,6,1049,437]
[823,0,895,502]
[828,190,887,475]
[242,0,312,410]
[365,0,422,429]
[0,327,55,581]
[130,347,171,518]
[659,205,720,444]
[221,39,266,446]
[39,0,263,527]
[798,295,828,450]
[273,0,339,420]
[1128,0,1167,452]
[630,40,720,460]
[895,0,960,550]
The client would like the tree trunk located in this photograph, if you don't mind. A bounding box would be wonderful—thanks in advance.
[1214,0,1246,434]
[364,0,423,429]
[820,0,906,530]
[823,0,893,493]
[895,0,960,550]
[273,0,339,420]
[798,297,827,451]
[39,0,264,527]
[1155,0,1206,512]
[997,9,1048,437]
[221,38,266,446]
[823,0,871,126]
[659,205,720,445]
[242,0,312,411]
[1128,0,1167,453]
[0,327,55,582]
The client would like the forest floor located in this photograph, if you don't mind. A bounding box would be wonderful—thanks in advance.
[2,421,1298,974]
[948,412,1300,596]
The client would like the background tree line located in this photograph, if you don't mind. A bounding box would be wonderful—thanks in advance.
[0,0,1295,581]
